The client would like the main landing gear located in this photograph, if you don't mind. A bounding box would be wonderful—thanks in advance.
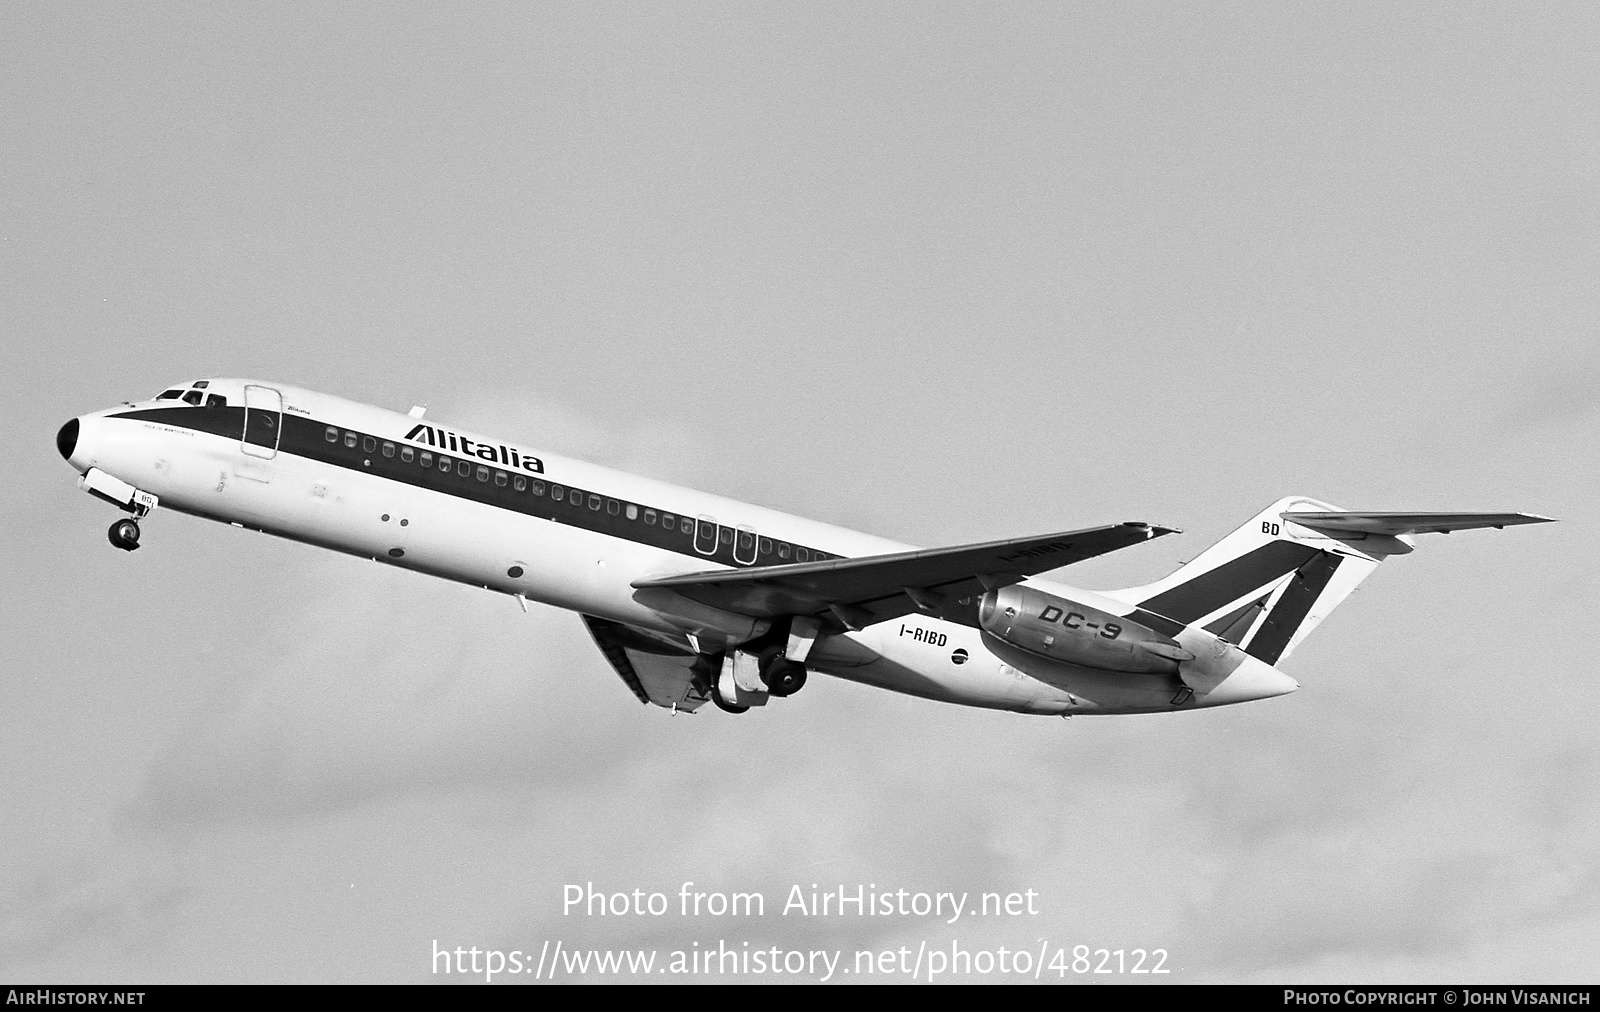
[701,618,823,715]
[705,646,811,715]
[759,648,807,697]
[710,680,749,714]
[108,517,142,552]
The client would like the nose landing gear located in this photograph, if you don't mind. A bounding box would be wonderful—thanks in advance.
[78,469,158,552]
[108,518,142,552]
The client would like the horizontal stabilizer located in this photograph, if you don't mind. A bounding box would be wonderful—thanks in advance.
[1282,511,1554,537]
[635,522,1175,629]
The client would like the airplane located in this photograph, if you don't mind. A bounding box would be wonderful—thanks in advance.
[55,378,1552,717]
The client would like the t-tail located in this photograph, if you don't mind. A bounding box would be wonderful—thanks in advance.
[1103,497,1553,666]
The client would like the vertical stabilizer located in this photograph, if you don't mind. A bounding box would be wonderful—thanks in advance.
[1103,497,1402,665]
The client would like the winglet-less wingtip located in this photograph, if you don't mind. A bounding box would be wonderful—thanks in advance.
[1124,522,1182,538]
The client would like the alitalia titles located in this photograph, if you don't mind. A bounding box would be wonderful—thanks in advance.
[405,424,544,474]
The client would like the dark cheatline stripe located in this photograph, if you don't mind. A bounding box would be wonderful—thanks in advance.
[115,404,240,440]
[1205,594,1269,644]
[1140,541,1320,625]
[110,405,836,571]
[1244,552,1344,664]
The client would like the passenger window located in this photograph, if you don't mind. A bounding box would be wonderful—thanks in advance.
[796,548,809,562]
[457,460,470,477]
[513,475,526,492]
[551,485,564,500]
[644,509,657,525]
[494,471,507,486]
[588,494,601,510]
[420,450,432,466]
[382,442,395,458]
[182,390,203,405]
[607,499,620,515]
[325,426,339,442]
[759,537,771,555]
[739,531,754,551]
[625,504,638,520]
[662,513,675,529]
[571,491,584,507]
[532,480,545,496]
[438,456,450,472]
[720,527,733,544]
[344,432,358,449]
[363,436,377,453]
[476,465,489,482]
[401,446,415,463]
[778,543,791,559]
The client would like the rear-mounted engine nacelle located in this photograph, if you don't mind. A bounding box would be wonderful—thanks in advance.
[978,585,1190,674]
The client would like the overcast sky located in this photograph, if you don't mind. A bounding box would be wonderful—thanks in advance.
[3,4,1597,983]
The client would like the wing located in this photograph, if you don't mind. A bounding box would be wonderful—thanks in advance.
[633,522,1175,630]
[582,615,711,711]
[1281,511,1554,537]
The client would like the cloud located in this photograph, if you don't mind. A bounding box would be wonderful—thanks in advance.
[124,565,642,828]
[0,851,185,971]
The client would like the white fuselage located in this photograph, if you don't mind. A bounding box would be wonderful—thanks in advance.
[60,378,1293,716]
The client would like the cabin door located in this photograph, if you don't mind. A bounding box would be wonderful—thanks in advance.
[241,385,283,460]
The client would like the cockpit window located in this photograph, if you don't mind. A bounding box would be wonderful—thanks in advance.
[182,390,203,405]
[157,389,184,400]
[205,394,226,408]
[192,380,210,389]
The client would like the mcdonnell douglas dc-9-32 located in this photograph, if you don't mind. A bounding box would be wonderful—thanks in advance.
[55,379,1551,717]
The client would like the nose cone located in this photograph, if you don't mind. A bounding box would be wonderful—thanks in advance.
[56,418,79,461]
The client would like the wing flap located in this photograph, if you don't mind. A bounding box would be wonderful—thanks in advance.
[582,615,709,711]
[1282,511,1554,537]
[633,522,1175,627]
